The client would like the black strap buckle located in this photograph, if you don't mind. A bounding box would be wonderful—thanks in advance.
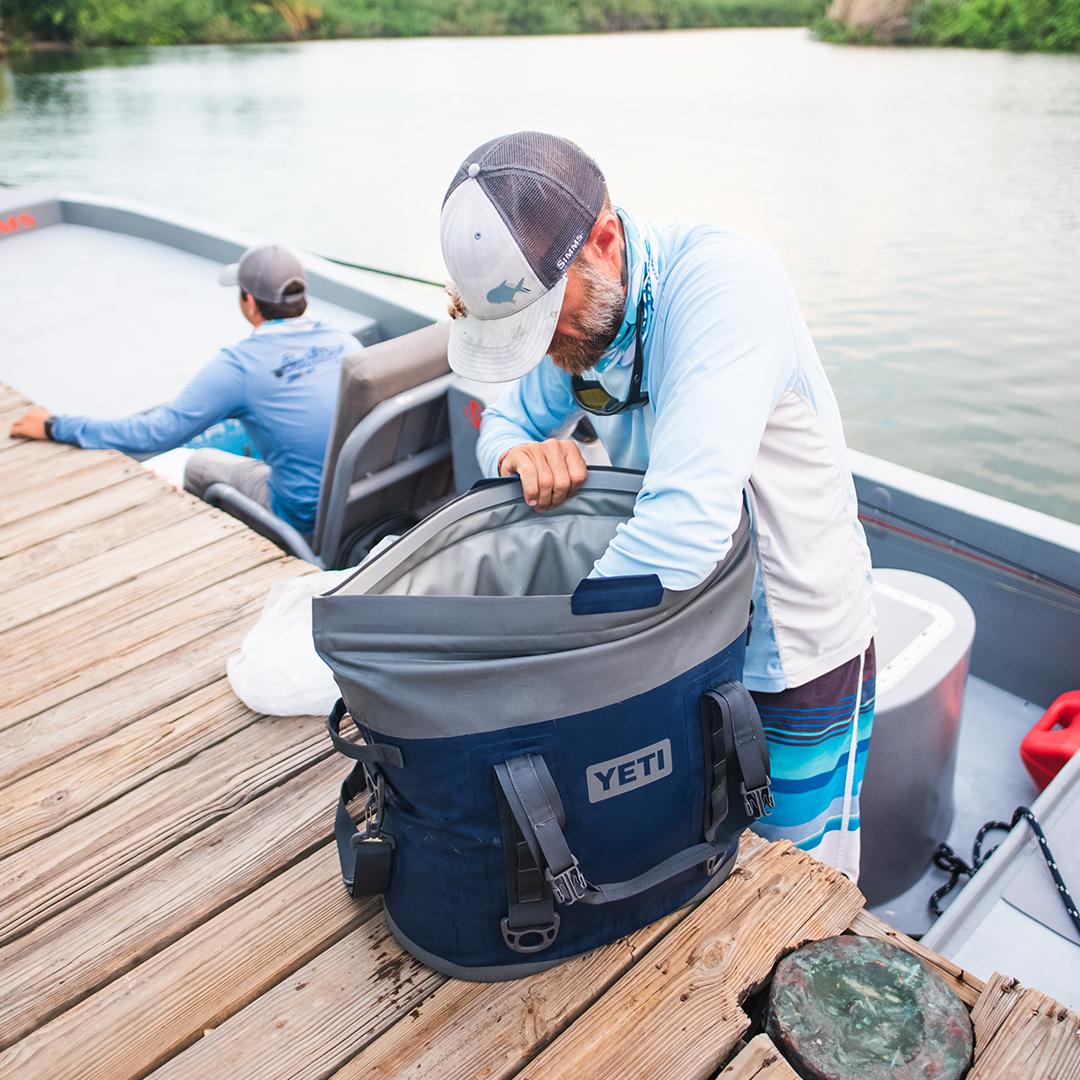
[347,834,394,896]
[741,782,774,819]
[546,862,589,905]
[500,913,561,953]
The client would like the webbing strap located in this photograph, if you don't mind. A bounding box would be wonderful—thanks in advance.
[495,752,734,910]
[702,683,773,822]
[327,699,404,768]
[495,777,560,953]
[334,762,393,898]
[327,700,398,899]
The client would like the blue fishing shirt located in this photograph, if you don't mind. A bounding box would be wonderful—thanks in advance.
[50,318,357,534]
[477,211,875,692]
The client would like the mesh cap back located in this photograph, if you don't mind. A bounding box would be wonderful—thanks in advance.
[443,132,606,290]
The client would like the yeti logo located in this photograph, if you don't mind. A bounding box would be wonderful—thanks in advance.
[586,739,672,803]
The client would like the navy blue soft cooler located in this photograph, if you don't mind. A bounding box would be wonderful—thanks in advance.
[313,468,771,980]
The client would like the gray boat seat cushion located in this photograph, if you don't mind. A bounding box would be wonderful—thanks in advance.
[314,322,452,552]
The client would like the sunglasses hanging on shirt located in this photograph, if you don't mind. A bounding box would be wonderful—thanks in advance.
[570,297,650,417]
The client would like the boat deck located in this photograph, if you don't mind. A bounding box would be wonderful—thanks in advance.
[0,203,374,418]
[1,383,1077,1079]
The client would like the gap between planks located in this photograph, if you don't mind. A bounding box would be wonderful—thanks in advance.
[969,972,1080,1079]
[514,842,864,1080]
[718,1034,799,1079]
[0,754,346,1049]
[0,556,299,730]
[0,679,253,860]
[0,845,377,1079]
[0,501,247,635]
[0,709,330,946]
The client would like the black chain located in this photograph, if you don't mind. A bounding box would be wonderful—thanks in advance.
[929,806,1080,938]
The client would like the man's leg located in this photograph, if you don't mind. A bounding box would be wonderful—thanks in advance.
[750,642,876,881]
[183,449,272,509]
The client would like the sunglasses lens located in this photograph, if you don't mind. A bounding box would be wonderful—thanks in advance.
[574,384,615,411]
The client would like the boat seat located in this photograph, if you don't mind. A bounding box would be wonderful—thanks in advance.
[204,321,454,569]
[859,568,976,904]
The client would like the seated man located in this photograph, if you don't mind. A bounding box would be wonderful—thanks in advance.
[10,245,357,537]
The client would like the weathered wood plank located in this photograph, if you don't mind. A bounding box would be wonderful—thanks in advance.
[0,386,32,411]
[0,755,344,1049]
[719,1035,799,1078]
[0,454,145,524]
[0,437,79,481]
[0,557,294,729]
[0,711,328,945]
[847,909,984,1008]
[0,443,116,493]
[331,917,683,1080]
[0,401,37,449]
[969,973,1080,1079]
[334,833,768,1080]
[0,614,275,788]
[517,843,864,1080]
[0,848,376,1079]
[0,681,252,860]
[158,911,446,1080]
[0,504,242,634]
[0,471,166,558]
[0,530,292,686]
[0,492,197,590]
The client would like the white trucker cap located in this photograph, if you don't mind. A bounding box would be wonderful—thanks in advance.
[440,132,607,382]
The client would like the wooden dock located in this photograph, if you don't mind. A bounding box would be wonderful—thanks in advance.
[1,383,1077,1079]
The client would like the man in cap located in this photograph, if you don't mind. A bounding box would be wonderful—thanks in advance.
[10,245,358,537]
[441,132,876,880]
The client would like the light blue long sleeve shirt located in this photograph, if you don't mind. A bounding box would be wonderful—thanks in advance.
[51,318,357,534]
[477,218,874,692]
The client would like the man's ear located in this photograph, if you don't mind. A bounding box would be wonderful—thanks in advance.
[586,212,623,274]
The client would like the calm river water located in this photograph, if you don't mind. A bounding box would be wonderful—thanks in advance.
[2,29,1079,521]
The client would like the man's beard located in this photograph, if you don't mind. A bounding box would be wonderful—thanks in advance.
[548,258,626,377]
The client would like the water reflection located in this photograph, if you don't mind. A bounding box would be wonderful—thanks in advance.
[1,31,1078,522]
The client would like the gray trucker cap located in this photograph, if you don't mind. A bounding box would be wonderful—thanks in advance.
[219,244,307,304]
[440,132,607,382]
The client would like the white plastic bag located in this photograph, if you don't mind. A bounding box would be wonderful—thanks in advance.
[227,568,352,717]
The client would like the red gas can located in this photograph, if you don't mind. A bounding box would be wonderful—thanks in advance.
[1020,691,1080,791]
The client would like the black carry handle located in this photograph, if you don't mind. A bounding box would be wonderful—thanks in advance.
[327,699,402,898]
[494,753,740,918]
[494,681,771,928]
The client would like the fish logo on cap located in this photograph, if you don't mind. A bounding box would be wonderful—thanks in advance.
[486,278,531,304]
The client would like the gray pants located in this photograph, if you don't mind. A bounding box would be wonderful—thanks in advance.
[183,449,272,509]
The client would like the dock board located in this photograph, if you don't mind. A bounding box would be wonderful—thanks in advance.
[1,404,1077,1078]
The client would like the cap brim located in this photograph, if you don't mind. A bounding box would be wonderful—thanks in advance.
[218,263,240,287]
[447,277,567,383]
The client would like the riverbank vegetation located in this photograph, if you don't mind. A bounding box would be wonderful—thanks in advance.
[815,0,1080,49]
[1,0,828,49]
[3,0,1074,52]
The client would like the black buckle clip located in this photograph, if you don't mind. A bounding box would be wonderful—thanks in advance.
[546,862,588,905]
[741,782,774,819]
[500,913,560,953]
[354,769,386,834]
[347,834,393,896]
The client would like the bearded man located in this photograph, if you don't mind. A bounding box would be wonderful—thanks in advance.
[439,132,876,881]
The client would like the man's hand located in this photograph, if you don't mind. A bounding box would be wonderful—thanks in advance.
[499,439,588,511]
[10,407,52,441]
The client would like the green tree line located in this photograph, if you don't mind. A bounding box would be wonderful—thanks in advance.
[3,0,1074,50]
[813,0,1079,48]
[0,0,828,48]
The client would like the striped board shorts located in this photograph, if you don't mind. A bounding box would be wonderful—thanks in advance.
[750,641,877,882]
